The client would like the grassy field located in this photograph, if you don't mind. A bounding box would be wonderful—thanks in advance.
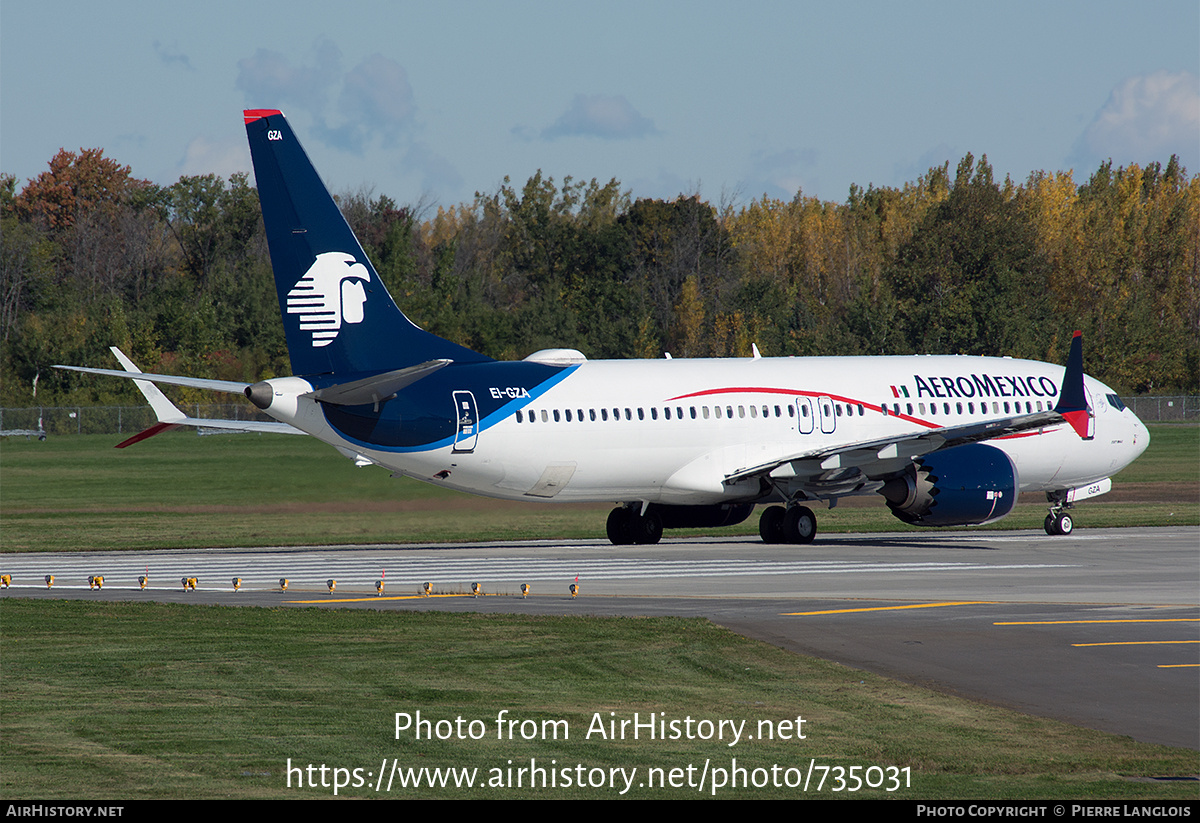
[2,426,1197,799]
[1,600,1197,800]
[2,424,1196,552]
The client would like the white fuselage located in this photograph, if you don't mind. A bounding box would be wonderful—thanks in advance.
[265,354,1150,507]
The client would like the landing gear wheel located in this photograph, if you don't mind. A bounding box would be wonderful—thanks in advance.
[1044,512,1074,536]
[630,510,663,545]
[607,507,633,545]
[759,506,786,543]
[783,505,817,545]
[607,506,664,545]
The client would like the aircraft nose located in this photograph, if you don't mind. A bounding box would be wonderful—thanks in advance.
[1130,413,1150,459]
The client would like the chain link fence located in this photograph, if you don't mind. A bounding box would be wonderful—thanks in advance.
[1124,396,1200,423]
[0,404,276,437]
[2,396,1196,438]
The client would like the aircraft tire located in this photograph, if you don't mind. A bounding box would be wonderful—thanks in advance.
[759,506,786,543]
[606,507,634,545]
[631,511,663,545]
[784,506,817,545]
[1044,512,1075,536]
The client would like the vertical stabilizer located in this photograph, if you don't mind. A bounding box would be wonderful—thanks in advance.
[244,109,489,376]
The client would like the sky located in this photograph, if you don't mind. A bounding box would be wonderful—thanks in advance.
[2,1,1197,211]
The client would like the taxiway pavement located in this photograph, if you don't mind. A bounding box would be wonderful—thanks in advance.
[3,526,1197,749]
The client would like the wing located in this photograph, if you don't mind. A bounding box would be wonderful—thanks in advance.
[55,348,305,447]
[727,331,1091,496]
[725,410,1062,494]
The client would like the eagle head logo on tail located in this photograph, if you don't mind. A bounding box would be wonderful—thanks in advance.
[286,252,371,347]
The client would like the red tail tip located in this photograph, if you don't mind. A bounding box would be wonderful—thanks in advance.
[243,109,282,124]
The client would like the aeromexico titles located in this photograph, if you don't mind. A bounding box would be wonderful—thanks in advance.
[57,110,1150,546]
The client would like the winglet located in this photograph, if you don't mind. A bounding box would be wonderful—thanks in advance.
[1054,330,1091,439]
[109,347,185,448]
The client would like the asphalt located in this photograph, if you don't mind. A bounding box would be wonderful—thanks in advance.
[3,526,1197,749]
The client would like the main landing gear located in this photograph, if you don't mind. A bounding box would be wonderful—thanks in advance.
[758,505,817,544]
[606,506,664,545]
[1043,491,1075,536]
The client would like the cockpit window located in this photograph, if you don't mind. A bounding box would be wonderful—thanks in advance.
[1106,393,1126,411]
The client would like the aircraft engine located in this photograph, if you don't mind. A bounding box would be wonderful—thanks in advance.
[880,443,1018,527]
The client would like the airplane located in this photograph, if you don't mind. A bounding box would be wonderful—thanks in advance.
[56,109,1151,546]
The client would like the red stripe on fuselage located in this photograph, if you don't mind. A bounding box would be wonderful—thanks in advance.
[664,385,1060,440]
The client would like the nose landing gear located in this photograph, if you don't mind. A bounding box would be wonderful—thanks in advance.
[1044,491,1075,535]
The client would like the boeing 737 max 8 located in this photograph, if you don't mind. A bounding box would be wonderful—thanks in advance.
[57,110,1150,545]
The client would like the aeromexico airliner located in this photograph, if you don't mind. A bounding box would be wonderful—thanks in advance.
[57,109,1150,545]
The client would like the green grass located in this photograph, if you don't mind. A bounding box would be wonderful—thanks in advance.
[1,600,1196,800]
[2,425,1195,552]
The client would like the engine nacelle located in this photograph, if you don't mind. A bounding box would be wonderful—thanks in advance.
[880,443,1018,527]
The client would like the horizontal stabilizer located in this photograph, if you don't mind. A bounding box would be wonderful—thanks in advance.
[303,360,452,406]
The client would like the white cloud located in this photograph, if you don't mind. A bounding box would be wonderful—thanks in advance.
[235,38,342,115]
[1076,71,1199,170]
[542,94,657,140]
[175,136,252,181]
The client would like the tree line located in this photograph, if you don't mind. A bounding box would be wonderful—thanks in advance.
[2,148,1196,407]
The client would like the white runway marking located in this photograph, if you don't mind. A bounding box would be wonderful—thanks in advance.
[0,551,1077,591]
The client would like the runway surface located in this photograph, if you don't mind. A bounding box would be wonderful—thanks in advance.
[3,526,1197,749]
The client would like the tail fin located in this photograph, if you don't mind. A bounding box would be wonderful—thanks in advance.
[243,109,489,376]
